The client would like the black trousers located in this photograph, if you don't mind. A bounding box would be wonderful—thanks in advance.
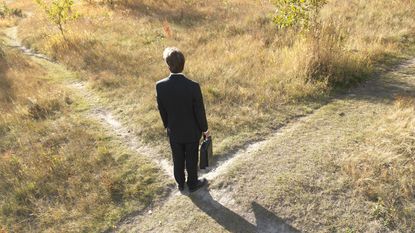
[169,141,199,188]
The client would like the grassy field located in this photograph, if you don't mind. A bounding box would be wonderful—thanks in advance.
[14,0,414,158]
[1,0,415,232]
[0,47,170,232]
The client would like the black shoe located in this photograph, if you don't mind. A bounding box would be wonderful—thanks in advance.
[189,178,207,193]
[178,184,184,191]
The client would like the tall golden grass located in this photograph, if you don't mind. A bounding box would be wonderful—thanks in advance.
[343,95,415,231]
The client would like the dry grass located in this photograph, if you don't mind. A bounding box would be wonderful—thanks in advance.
[1,0,415,231]
[343,96,415,231]
[0,48,169,232]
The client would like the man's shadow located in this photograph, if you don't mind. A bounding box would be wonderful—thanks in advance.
[188,187,300,233]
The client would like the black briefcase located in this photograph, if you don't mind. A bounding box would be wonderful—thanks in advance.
[199,136,212,169]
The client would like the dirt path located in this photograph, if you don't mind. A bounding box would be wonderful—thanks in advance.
[67,81,173,176]
[3,26,48,60]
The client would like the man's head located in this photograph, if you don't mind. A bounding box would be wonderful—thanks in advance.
[163,47,185,73]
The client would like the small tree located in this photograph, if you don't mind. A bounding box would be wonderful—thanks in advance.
[272,0,327,31]
[35,0,79,39]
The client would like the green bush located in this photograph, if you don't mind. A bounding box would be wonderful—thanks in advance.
[272,0,327,31]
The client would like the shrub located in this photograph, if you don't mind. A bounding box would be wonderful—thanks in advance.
[272,0,370,87]
[35,0,79,39]
[272,0,327,31]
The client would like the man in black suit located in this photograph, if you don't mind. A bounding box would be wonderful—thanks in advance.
[156,47,209,193]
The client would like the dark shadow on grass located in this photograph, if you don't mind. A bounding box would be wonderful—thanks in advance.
[189,188,300,233]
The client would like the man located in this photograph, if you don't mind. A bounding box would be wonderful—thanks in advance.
[156,47,209,193]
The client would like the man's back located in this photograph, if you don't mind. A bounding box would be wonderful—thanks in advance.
[156,74,208,143]
[157,47,208,192]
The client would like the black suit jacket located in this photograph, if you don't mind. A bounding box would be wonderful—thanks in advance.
[156,74,208,143]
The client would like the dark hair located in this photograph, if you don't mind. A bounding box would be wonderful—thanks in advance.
[163,47,185,73]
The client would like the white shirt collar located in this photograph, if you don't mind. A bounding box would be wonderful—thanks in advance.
[170,73,184,76]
